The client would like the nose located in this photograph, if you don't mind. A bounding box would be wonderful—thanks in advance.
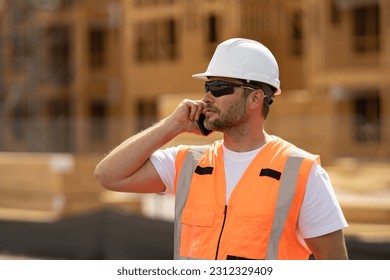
[201,90,214,103]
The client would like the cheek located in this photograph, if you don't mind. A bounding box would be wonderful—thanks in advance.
[228,98,247,115]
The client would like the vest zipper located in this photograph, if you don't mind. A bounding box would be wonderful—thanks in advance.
[214,205,228,260]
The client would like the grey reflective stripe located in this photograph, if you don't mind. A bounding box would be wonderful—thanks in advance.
[265,150,305,260]
[174,146,208,260]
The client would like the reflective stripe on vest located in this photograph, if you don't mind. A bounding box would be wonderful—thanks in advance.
[174,139,319,260]
[174,145,209,260]
[265,155,304,259]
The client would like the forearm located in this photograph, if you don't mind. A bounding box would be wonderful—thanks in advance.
[94,116,182,190]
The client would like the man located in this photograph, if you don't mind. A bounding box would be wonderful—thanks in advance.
[94,38,348,260]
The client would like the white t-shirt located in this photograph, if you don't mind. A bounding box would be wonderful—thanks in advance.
[150,141,348,240]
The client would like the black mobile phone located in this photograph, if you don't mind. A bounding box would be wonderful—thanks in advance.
[197,113,213,136]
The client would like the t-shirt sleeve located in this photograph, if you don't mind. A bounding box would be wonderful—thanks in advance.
[299,162,348,239]
[149,146,180,194]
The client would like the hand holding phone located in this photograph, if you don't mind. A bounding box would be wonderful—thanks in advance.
[197,113,213,136]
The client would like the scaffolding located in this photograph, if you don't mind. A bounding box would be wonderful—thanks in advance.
[0,0,75,152]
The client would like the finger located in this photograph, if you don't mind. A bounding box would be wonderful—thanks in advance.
[187,100,200,120]
[194,101,205,121]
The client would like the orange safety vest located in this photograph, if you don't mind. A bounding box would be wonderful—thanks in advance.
[173,138,320,260]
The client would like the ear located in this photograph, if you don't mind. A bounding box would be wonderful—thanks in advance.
[247,90,265,109]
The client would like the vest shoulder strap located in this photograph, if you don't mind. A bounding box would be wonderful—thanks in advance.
[175,145,209,203]
[174,145,209,259]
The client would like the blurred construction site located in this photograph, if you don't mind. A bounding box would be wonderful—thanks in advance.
[0,0,389,259]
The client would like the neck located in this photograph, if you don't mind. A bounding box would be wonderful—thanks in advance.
[223,127,271,152]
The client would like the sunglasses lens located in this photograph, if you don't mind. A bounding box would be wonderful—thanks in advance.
[204,81,236,97]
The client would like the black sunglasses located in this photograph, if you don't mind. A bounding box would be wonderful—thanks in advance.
[204,80,256,97]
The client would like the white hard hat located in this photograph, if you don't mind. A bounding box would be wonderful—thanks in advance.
[192,38,281,95]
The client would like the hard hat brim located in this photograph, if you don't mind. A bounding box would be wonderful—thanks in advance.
[192,72,210,80]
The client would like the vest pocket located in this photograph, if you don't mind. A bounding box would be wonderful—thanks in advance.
[227,213,273,260]
[180,209,215,258]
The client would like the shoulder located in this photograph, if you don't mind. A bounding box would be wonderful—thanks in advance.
[178,140,221,157]
[153,141,219,166]
[300,162,348,238]
[273,136,320,163]
[176,144,213,166]
[152,145,181,159]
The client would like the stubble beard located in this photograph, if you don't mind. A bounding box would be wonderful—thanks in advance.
[205,98,249,134]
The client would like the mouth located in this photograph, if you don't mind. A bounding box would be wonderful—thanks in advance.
[204,106,218,114]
